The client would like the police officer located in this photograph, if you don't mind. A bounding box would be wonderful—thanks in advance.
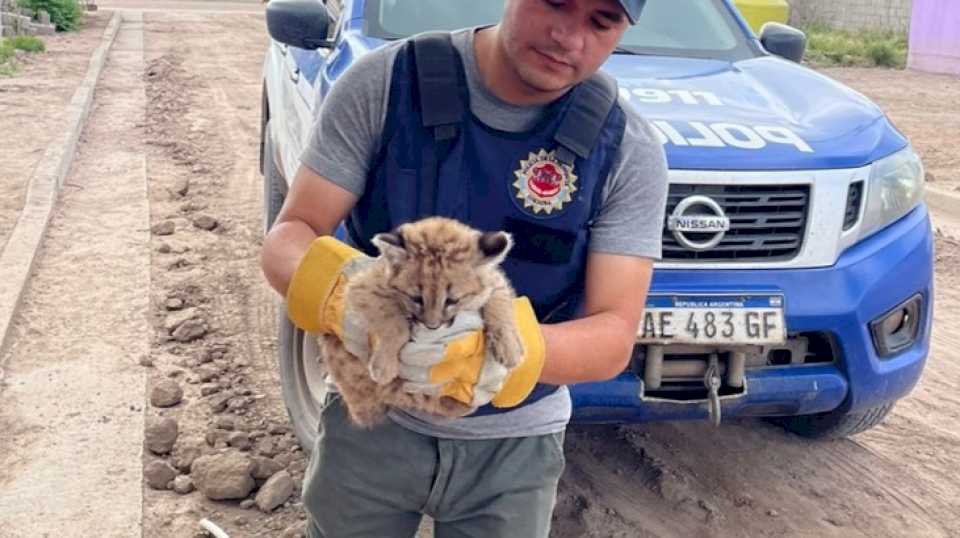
[260,0,668,536]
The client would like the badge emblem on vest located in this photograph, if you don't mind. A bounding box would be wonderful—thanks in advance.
[512,149,578,216]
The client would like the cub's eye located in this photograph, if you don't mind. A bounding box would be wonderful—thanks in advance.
[411,296,423,306]
[445,297,459,307]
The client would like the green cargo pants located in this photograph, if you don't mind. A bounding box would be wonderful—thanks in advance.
[302,395,566,538]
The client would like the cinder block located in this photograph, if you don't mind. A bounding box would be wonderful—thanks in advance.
[26,21,54,35]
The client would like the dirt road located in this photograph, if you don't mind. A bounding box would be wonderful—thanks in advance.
[0,8,958,537]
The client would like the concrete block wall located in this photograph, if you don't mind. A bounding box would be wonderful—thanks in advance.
[786,0,913,33]
[1,0,56,38]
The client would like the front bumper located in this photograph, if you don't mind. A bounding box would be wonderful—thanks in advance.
[570,204,934,424]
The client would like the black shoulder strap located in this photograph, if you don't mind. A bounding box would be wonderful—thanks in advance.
[412,32,464,139]
[553,70,619,166]
[410,32,466,217]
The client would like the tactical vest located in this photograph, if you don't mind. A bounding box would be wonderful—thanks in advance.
[345,33,627,416]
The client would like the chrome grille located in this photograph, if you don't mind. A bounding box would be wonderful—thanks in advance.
[663,184,810,261]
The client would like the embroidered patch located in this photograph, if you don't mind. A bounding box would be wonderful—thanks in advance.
[512,149,578,216]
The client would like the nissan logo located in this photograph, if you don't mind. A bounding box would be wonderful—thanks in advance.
[667,195,731,251]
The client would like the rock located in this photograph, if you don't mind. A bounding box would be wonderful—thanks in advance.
[268,423,290,435]
[281,523,307,538]
[173,437,205,473]
[252,456,284,480]
[215,416,236,431]
[173,475,195,494]
[152,221,175,236]
[235,516,249,527]
[249,430,267,440]
[767,509,779,517]
[209,393,232,413]
[228,432,251,451]
[191,452,256,501]
[173,319,207,343]
[145,417,179,455]
[138,355,154,367]
[151,378,184,407]
[240,499,256,509]
[195,365,220,383]
[163,308,200,333]
[228,397,248,413]
[276,436,296,453]
[205,429,231,448]
[175,178,191,197]
[255,471,294,512]
[273,453,294,469]
[145,460,178,490]
[157,243,172,254]
[193,215,219,231]
[200,384,221,396]
[165,297,185,310]
[256,436,279,458]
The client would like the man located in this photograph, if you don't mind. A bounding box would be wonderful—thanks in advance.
[260,0,668,536]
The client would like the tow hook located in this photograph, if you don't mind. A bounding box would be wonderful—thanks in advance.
[704,353,722,427]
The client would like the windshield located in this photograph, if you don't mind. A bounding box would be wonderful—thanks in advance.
[364,0,759,61]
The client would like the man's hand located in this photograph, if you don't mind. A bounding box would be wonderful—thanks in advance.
[396,297,547,409]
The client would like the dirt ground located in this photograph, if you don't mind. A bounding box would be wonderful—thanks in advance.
[0,11,110,255]
[1,8,960,537]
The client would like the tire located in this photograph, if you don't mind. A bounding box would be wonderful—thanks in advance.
[776,402,895,440]
[262,119,286,236]
[278,301,329,454]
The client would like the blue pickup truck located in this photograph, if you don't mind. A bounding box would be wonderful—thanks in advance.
[261,0,933,449]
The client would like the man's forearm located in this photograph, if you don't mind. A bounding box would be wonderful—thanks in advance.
[260,220,320,297]
[537,312,639,385]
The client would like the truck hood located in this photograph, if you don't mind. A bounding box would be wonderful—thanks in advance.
[604,54,907,170]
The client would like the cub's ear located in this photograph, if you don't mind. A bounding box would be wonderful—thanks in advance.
[371,231,407,264]
[477,231,513,267]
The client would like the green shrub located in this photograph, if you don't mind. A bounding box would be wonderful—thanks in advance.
[0,40,14,64]
[18,0,82,32]
[9,35,46,53]
[801,24,907,69]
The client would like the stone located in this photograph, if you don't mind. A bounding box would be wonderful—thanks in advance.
[172,437,205,473]
[215,416,236,431]
[163,307,199,333]
[172,319,207,343]
[193,215,219,231]
[255,471,294,512]
[152,221,176,236]
[145,417,179,455]
[191,452,257,501]
[173,475,195,494]
[200,383,220,396]
[268,423,290,435]
[209,393,232,413]
[175,178,190,197]
[37,9,49,24]
[144,460,178,490]
[157,243,172,254]
[195,365,220,383]
[165,297,184,310]
[255,436,279,458]
[240,499,255,509]
[251,456,284,480]
[138,355,154,367]
[151,378,183,407]
[205,429,232,448]
[228,431,251,451]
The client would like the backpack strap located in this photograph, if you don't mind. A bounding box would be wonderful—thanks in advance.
[553,70,619,167]
[411,32,466,217]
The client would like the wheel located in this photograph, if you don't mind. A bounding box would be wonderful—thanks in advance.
[278,301,330,454]
[776,402,895,440]
[262,119,286,236]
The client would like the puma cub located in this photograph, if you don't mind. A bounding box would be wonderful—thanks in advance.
[318,217,524,427]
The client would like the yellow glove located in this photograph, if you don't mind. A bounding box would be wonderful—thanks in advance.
[285,236,374,356]
[397,297,547,409]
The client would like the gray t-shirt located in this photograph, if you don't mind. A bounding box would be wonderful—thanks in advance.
[301,28,668,440]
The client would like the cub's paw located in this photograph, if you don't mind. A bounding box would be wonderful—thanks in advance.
[488,328,524,369]
[368,350,400,385]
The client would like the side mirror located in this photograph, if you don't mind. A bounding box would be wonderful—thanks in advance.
[759,22,806,63]
[266,0,334,50]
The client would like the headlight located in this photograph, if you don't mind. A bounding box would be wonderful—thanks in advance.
[858,145,925,241]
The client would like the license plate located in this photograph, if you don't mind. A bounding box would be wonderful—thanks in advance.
[637,294,786,345]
